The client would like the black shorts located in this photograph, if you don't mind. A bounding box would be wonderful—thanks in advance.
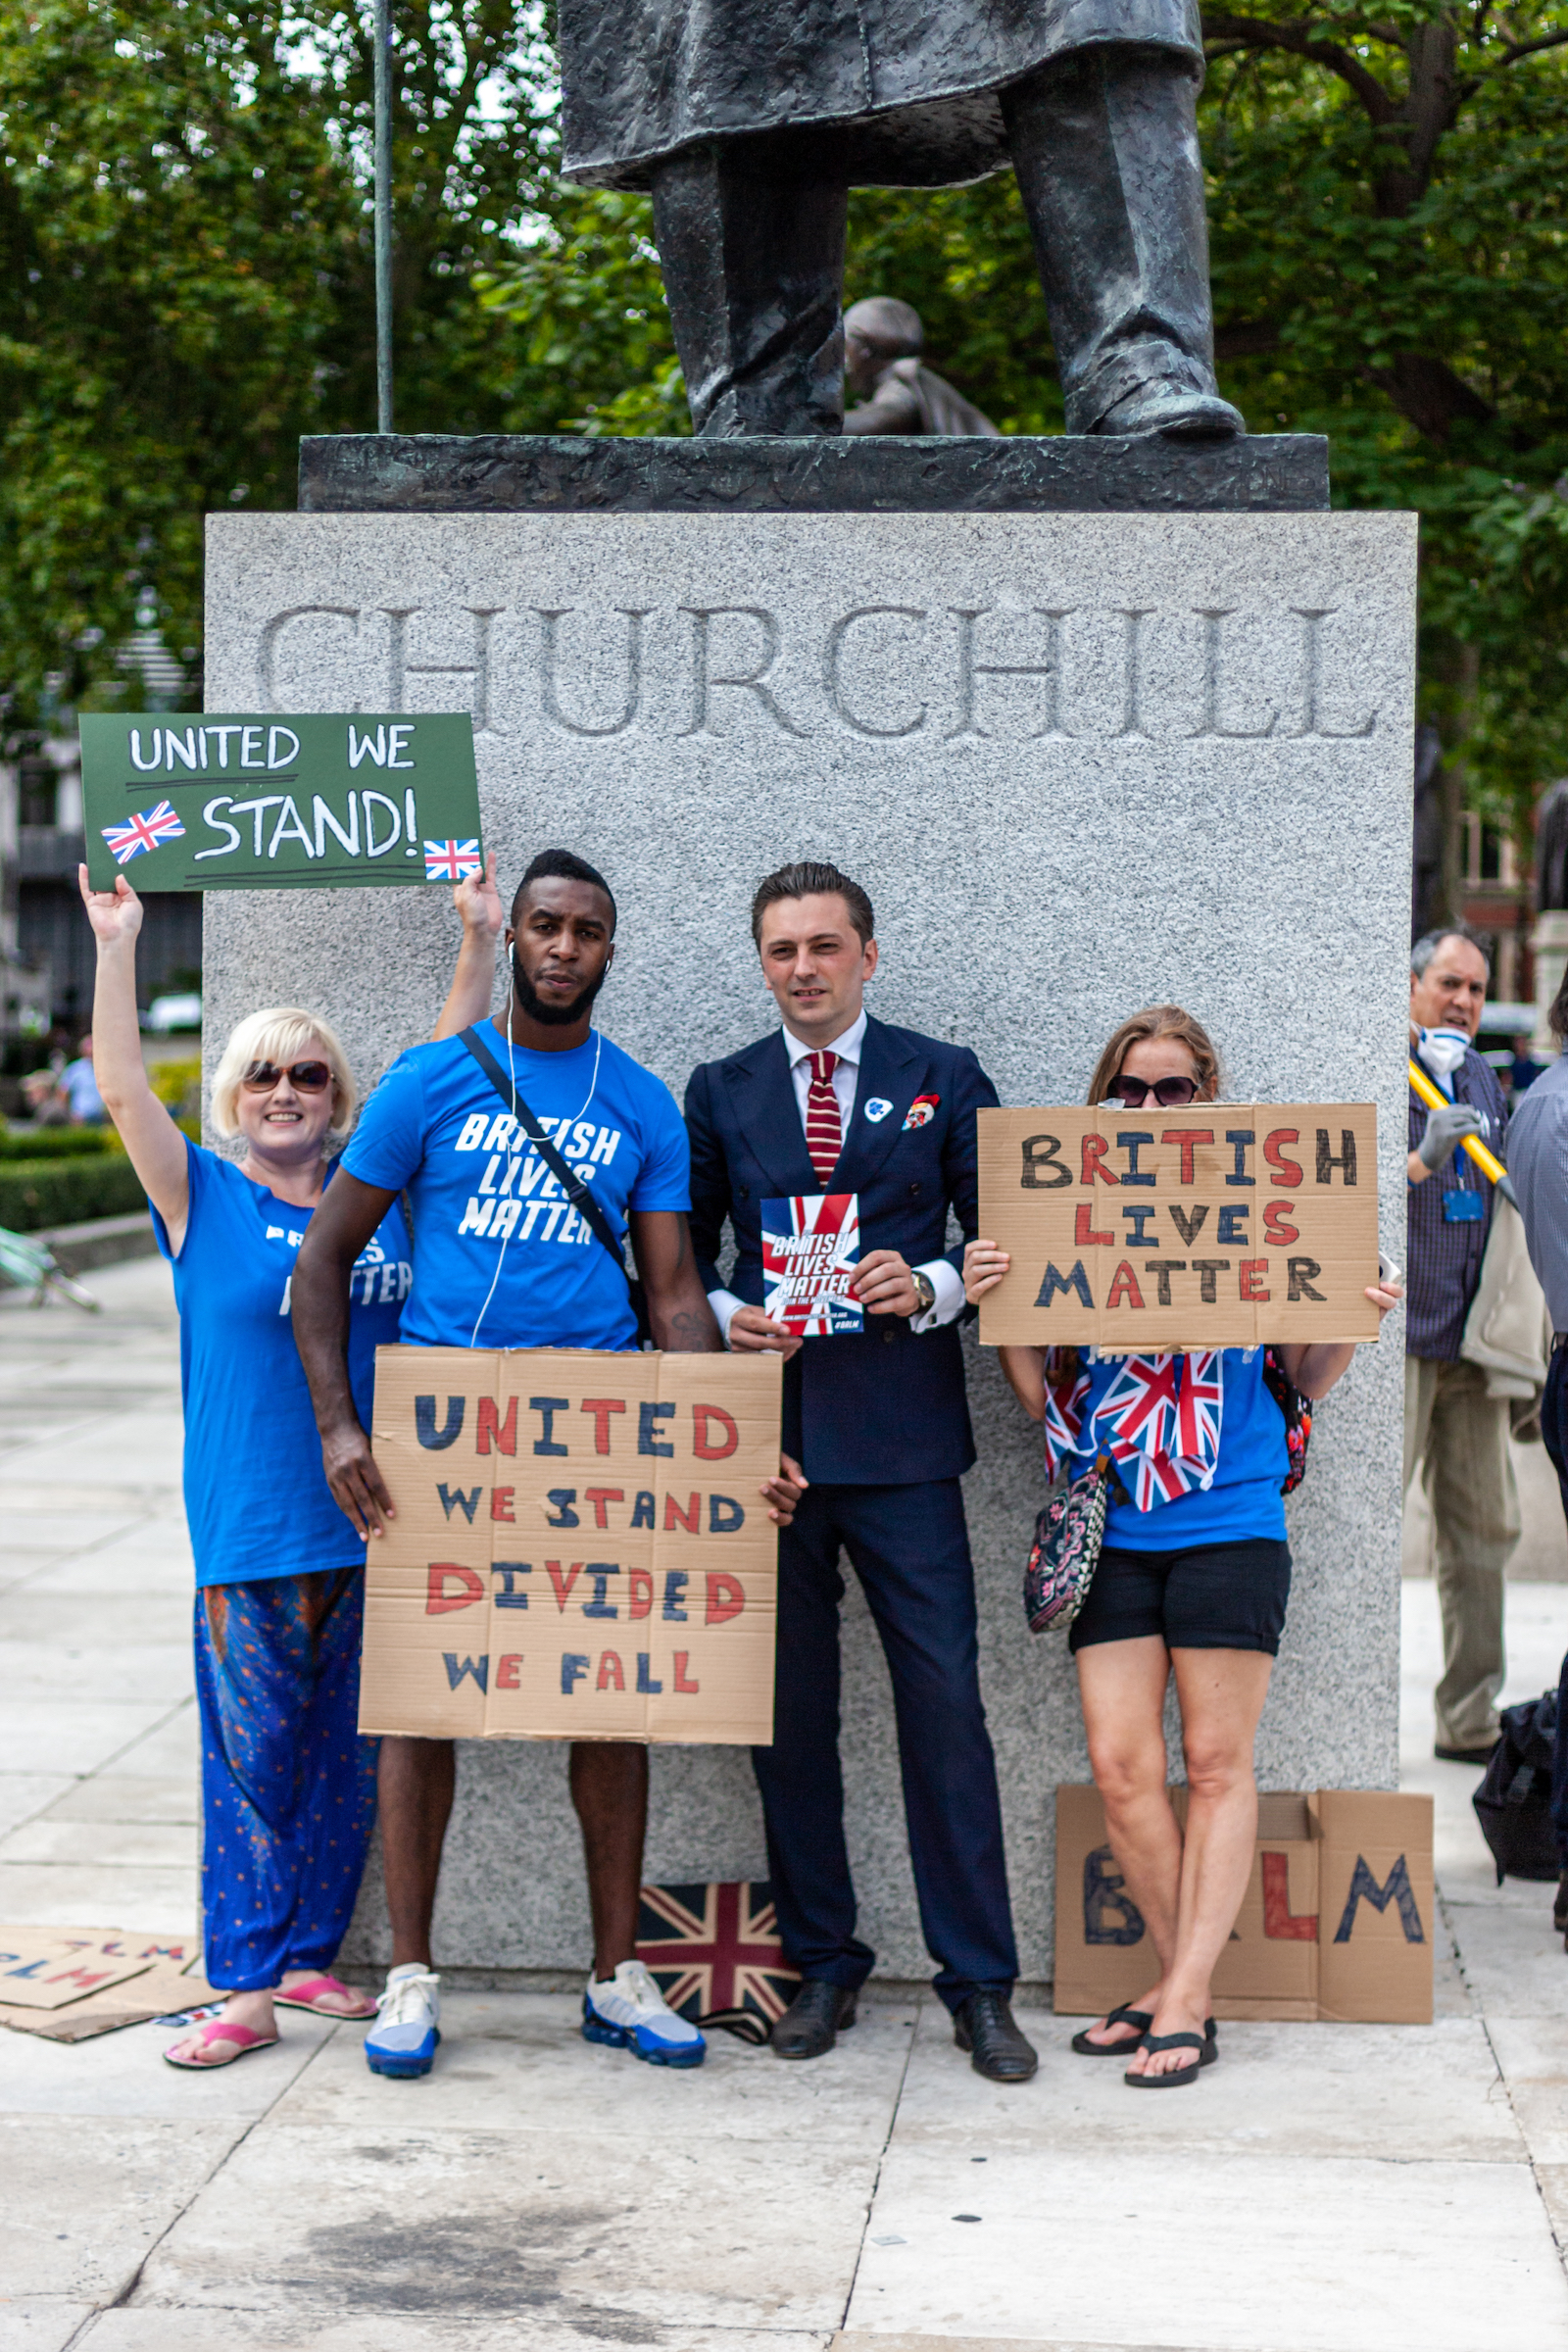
[1068,1537,1292,1657]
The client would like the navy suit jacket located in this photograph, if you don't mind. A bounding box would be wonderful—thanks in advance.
[684,1017,1000,1485]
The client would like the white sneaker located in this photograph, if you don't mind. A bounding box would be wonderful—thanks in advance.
[365,1965,441,2079]
[581,1959,706,2069]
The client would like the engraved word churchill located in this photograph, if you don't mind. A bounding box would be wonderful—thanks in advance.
[256,600,1384,744]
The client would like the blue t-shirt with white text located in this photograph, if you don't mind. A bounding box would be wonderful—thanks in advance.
[340,1027,690,1350]
[152,1139,411,1586]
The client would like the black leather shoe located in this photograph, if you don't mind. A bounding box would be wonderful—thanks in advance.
[954,1990,1038,2082]
[1435,1741,1498,1766]
[771,1978,857,2061]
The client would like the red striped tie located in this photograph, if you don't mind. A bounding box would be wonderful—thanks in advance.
[805,1051,842,1184]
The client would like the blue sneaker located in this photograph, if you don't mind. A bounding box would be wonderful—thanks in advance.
[365,1965,441,2079]
[581,1960,706,2068]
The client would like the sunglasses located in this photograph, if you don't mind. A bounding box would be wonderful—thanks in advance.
[241,1059,333,1095]
[1110,1074,1200,1108]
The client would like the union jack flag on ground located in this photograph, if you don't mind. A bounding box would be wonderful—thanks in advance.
[101,802,185,865]
[422,838,483,883]
[635,1880,801,2031]
[1094,1349,1225,1510]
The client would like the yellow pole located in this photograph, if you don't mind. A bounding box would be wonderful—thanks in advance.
[1407,1057,1517,1206]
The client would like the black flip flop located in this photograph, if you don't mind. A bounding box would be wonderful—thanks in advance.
[1124,2029,1212,2088]
[1071,2004,1152,2057]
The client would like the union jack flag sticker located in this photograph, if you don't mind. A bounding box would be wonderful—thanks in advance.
[636,1880,801,2030]
[761,1191,861,1336]
[422,838,483,883]
[100,801,185,866]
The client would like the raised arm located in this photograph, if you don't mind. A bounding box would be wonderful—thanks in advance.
[432,850,504,1041]
[76,869,191,1249]
[292,1171,401,1536]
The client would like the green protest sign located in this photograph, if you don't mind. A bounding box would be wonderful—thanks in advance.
[80,713,482,892]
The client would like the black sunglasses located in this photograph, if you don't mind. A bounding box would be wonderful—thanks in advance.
[1110,1074,1200,1108]
[242,1059,333,1095]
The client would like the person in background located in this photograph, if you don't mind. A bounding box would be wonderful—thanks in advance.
[1404,926,1515,1765]
[77,862,429,2070]
[1509,1034,1546,1099]
[1491,969,1568,1940]
[60,1035,106,1125]
[966,1004,1401,2085]
[840,298,1002,438]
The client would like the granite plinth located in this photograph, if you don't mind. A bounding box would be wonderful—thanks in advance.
[298,431,1330,516]
[202,492,1415,1985]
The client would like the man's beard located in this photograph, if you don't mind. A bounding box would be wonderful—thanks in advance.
[512,954,608,1028]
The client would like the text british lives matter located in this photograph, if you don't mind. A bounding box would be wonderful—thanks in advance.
[358,1347,783,1742]
[976,1104,1380,1348]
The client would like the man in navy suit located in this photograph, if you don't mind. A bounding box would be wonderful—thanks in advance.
[685,860,1035,2081]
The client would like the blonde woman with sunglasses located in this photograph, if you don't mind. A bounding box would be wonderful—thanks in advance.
[965,1005,1401,2087]
[78,860,498,2070]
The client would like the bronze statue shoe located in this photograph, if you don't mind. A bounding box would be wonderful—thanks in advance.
[1095,380,1247,441]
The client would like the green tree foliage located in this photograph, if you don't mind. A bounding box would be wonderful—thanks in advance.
[3,0,1566,835]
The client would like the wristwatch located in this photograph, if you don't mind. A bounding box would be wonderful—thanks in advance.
[910,1268,936,1316]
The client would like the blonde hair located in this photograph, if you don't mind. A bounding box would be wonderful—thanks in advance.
[210,1008,357,1148]
[1086,1004,1222,1105]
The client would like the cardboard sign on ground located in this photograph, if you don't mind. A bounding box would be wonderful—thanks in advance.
[976,1103,1380,1348]
[80,712,481,892]
[1054,1786,1433,2023]
[358,1346,783,1744]
[0,1929,217,2041]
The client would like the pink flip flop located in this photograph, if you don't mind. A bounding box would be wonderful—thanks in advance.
[273,1973,377,2019]
[164,2019,280,2070]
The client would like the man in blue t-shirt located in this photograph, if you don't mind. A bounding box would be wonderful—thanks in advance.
[294,849,802,2079]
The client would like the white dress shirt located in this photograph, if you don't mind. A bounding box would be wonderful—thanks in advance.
[707,1009,966,1344]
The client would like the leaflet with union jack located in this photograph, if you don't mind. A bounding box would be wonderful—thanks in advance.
[761,1192,861,1337]
[101,802,185,865]
[423,838,482,883]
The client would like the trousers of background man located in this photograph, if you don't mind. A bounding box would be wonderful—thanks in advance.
[1404,1357,1520,1751]
[646,49,1221,437]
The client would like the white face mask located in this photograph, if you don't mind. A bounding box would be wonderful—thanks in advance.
[1416,1026,1471,1082]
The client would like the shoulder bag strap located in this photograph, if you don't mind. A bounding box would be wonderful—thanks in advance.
[457,1023,630,1278]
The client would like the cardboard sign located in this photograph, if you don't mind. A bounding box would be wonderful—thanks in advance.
[358,1345,782,1744]
[976,1102,1380,1347]
[761,1192,862,1336]
[1054,1786,1433,2023]
[80,712,481,892]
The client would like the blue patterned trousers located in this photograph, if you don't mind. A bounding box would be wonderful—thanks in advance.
[195,1568,378,1993]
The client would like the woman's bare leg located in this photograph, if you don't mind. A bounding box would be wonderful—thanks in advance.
[1075,1635,1183,2046]
[1126,1645,1273,2079]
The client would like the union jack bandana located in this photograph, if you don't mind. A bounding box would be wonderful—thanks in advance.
[422,838,483,883]
[101,801,185,865]
[1044,1351,1225,1513]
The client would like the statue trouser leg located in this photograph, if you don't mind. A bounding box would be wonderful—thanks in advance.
[1003,49,1245,438]
[650,133,848,436]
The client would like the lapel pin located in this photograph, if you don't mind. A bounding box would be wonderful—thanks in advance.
[864,1097,893,1123]
[903,1095,940,1130]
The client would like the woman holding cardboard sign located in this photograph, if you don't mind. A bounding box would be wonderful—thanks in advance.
[76,856,498,2070]
[964,1005,1401,2086]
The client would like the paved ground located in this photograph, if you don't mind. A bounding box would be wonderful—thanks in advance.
[4,1256,1568,2352]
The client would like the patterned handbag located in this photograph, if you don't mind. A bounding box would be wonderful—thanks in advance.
[1261,1347,1313,1493]
[1023,1454,1113,1635]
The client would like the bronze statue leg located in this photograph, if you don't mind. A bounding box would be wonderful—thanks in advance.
[1002,49,1244,438]
[650,132,849,436]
